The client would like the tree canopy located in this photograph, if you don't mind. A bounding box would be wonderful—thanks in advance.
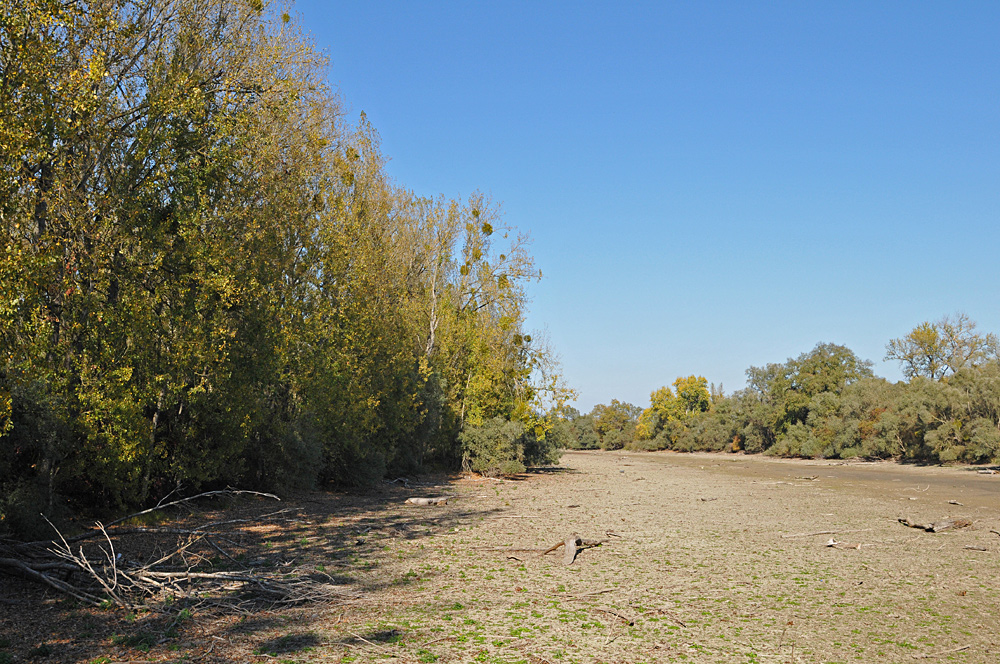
[595,326,1000,466]
[885,313,998,380]
[0,0,567,535]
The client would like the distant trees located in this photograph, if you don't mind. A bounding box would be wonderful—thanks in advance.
[612,324,1000,466]
[634,376,711,445]
[548,407,599,450]
[0,0,565,535]
[741,342,875,452]
[592,400,642,450]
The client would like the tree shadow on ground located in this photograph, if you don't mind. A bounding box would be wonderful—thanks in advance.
[0,471,498,663]
[253,631,323,655]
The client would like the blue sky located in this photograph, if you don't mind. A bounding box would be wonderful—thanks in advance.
[291,0,1000,412]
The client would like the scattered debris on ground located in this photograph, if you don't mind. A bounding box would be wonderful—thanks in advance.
[898,517,973,533]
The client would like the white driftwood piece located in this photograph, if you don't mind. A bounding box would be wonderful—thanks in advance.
[405,497,449,506]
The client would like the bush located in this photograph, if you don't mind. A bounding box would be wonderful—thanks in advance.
[522,425,563,467]
[460,418,527,477]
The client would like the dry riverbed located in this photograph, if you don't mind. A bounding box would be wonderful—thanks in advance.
[3,450,999,663]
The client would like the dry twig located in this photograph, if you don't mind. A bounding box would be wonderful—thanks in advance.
[782,528,871,539]
[898,517,972,533]
[911,644,971,659]
[0,489,354,611]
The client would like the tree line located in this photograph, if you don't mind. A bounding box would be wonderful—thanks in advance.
[0,0,568,536]
[556,314,1000,466]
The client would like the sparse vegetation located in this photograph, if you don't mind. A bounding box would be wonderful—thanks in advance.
[2,452,994,663]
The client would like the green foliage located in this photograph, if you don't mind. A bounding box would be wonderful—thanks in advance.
[548,407,599,449]
[460,418,528,477]
[0,0,563,534]
[635,376,711,442]
[886,313,998,380]
[458,415,562,477]
[627,332,1000,466]
[592,400,641,450]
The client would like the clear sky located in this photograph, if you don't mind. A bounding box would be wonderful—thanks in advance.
[291,0,999,412]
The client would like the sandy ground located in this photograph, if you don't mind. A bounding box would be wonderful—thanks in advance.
[2,450,999,663]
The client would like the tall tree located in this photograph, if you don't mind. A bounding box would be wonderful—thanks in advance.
[886,313,998,381]
[1,1,563,532]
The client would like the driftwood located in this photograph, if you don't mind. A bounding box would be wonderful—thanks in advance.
[782,528,872,539]
[898,517,972,533]
[911,644,971,659]
[0,489,354,610]
[404,497,449,506]
[540,533,608,565]
[825,538,861,550]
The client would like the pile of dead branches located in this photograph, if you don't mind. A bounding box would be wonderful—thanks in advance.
[0,490,356,611]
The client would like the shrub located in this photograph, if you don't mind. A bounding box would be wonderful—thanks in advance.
[460,418,527,477]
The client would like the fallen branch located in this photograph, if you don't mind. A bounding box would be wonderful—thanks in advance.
[782,528,871,539]
[0,556,103,605]
[344,631,391,651]
[102,489,279,531]
[569,588,616,599]
[643,607,687,627]
[562,534,578,565]
[16,490,282,549]
[825,538,861,550]
[911,644,971,659]
[898,517,972,533]
[488,515,535,519]
[592,605,635,626]
[0,489,353,611]
[540,533,609,565]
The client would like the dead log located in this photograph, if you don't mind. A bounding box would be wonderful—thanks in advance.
[898,517,972,533]
[404,497,449,506]
[540,534,608,565]
[563,534,579,565]
[0,491,353,610]
[540,537,572,557]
